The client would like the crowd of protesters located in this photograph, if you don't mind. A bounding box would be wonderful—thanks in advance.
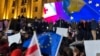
[0,15,100,56]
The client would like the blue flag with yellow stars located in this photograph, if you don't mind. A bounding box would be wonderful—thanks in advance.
[71,0,100,22]
[38,32,62,56]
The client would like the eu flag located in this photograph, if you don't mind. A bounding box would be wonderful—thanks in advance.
[71,0,100,22]
[38,32,62,56]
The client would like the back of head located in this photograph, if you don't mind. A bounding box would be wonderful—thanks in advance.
[9,43,18,52]
[64,47,73,56]
[10,48,22,56]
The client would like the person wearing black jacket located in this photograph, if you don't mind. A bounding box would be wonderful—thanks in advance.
[77,20,87,40]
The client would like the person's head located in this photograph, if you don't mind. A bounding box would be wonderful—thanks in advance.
[63,47,73,56]
[73,47,80,56]
[82,20,86,23]
[9,43,18,52]
[91,18,96,22]
[27,23,32,27]
[68,32,72,38]
[42,19,45,22]
[80,52,85,56]
[80,19,83,22]
[10,49,22,56]
[34,19,38,22]
[0,38,8,45]
[24,32,29,38]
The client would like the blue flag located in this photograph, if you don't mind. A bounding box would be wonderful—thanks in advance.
[22,32,63,56]
[62,0,70,14]
[71,0,100,22]
[23,38,31,48]
[38,32,62,56]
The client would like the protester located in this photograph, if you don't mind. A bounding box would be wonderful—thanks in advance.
[9,43,22,56]
[1,16,100,56]
[90,19,98,40]
[0,31,8,56]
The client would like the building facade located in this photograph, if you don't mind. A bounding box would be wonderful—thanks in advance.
[0,0,61,20]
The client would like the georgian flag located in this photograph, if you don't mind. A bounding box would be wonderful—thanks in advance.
[42,2,70,23]
[43,3,57,18]
[25,31,42,56]
[42,2,59,23]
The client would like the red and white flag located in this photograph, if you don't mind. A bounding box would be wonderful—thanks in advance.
[43,2,57,19]
[25,31,42,56]
[42,2,59,23]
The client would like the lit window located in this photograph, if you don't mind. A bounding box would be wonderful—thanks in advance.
[21,8,26,13]
[23,8,26,12]
[12,1,15,7]
[24,0,27,3]
[34,7,38,12]
[12,9,15,14]
[34,0,38,2]
[21,0,27,6]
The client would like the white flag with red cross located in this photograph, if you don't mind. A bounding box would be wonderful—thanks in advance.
[43,3,57,19]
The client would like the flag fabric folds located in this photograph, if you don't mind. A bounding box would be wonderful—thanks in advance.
[22,38,31,48]
[62,0,70,14]
[43,2,70,23]
[38,32,63,56]
[62,0,70,10]
[8,33,21,46]
[43,2,58,23]
[43,3,57,19]
[25,31,41,56]
[55,2,70,21]
[22,32,62,56]
[68,0,85,12]
[71,0,100,21]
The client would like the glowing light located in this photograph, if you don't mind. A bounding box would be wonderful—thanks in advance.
[95,3,99,7]
[3,14,6,19]
[71,11,74,13]
[14,15,17,19]
[27,12,30,18]
[27,15,30,18]
[88,0,92,4]
[3,14,8,19]
[70,16,74,20]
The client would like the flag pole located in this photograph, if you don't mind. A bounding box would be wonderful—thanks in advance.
[55,36,63,56]
[34,31,42,56]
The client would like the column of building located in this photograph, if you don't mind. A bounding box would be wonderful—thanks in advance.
[32,0,42,19]
[0,0,61,20]
[4,0,13,19]
[0,0,5,20]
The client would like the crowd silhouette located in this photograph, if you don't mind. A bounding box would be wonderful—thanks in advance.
[0,16,100,56]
